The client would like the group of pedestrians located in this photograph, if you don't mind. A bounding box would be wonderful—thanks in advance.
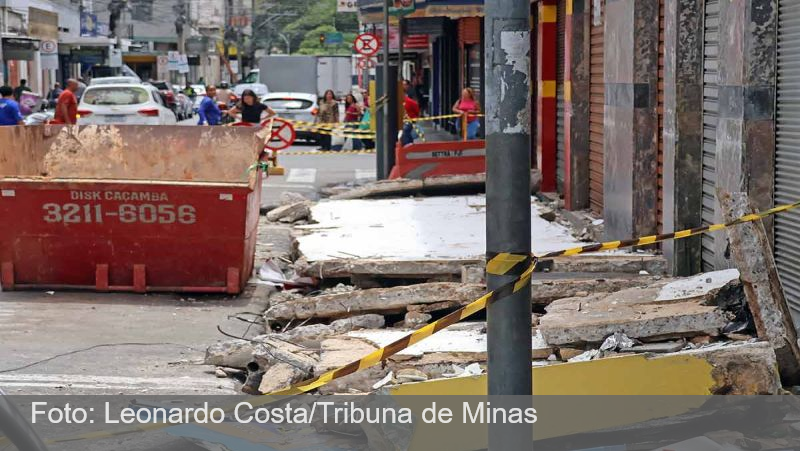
[196,84,276,126]
[314,89,374,151]
[0,79,80,126]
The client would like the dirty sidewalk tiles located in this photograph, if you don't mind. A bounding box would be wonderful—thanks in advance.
[539,270,742,346]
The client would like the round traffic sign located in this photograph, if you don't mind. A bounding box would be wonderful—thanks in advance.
[40,40,57,54]
[265,118,296,151]
[354,33,381,57]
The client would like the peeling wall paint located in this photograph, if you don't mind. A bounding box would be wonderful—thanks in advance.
[500,31,531,76]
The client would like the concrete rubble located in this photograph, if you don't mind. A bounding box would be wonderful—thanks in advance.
[266,201,312,223]
[205,192,797,397]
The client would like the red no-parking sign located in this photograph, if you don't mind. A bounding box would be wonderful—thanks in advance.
[354,33,381,57]
[265,118,296,151]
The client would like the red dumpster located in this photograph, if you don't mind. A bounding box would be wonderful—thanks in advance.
[0,125,264,294]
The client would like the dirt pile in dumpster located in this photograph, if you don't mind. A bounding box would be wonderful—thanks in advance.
[203,192,798,395]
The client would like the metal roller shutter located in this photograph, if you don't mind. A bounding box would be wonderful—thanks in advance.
[701,0,729,271]
[556,0,566,193]
[657,0,665,232]
[776,0,800,317]
[589,2,605,214]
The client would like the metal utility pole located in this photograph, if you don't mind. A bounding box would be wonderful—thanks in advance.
[485,0,532,447]
[379,0,390,179]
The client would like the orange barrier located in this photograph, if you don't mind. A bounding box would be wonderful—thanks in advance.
[389,140,486,179]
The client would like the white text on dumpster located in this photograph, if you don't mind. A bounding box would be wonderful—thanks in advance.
[42,203,197,224]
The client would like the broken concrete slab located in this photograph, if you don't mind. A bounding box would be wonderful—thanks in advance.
[270,275,667,322]
[720,190,800,384]
[280,191,309,205]
[684,341,782,394]
[542,255,667,275]
[267,201,311,223]
[404,311,432,328]
[268,282,486,321]
[280,314,386,340]
[257,362,308,394]
[205,340,255,369]
[386,341,781,396]
[297,256,667,284]
[296,195,586,261]
[329,171,542,200]
[539,275,738,345]
[252,339,318,374]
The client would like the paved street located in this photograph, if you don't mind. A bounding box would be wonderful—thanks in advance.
[263,144,376,205]
[0,124,373,396]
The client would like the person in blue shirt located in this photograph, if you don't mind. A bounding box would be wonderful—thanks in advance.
[197,85,222,125]
[0,86,23,126]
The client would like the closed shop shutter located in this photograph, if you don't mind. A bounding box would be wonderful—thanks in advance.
[701,0,728,271]
[458,17,481,44]
[657,0,665,232]
[589,1,604,214]
[775,0,800,316]
[556,0,566,193]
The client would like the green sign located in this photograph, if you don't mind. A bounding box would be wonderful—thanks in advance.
[324,32,344,45]
[389,0,416,16]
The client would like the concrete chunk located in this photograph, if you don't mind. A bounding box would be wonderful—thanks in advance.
[539,280,735,346]
[266,201,311,223]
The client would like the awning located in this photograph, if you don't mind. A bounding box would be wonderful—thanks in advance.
[123,54,157,64]
[359,0,484,23]
[2,37,40,61]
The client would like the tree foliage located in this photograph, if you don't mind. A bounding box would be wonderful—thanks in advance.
[253,0,358,55]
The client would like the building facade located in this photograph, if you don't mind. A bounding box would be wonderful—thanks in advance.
[359,0,800,321]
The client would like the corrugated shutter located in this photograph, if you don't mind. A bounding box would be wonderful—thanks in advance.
[458,17,481,44]
[775,0,800,317]
[589,1,604,214]
[657,0,665,232]
[531,4,538,166]
[556,0,566,193]
[701,0,728,271]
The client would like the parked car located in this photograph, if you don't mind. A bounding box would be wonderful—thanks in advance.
[262,92,318,143]
[171,85,194,121]
[147,80,177,113]
[89,76,141,86]
[77,83,177,125]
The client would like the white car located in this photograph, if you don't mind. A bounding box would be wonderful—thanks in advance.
[262,92,318,143]
[89,76,142,86]
[77,84,177,125]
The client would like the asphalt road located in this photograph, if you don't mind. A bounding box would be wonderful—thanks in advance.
[177,117,376,205]
[263,144,376,206]
[0,123,374,398]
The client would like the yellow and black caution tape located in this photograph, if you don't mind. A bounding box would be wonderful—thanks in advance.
[12,199,800,447]
[535,200,800,259]
[279,149,376,156]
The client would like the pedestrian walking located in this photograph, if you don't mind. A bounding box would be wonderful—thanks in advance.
[344,93,364,150]
[13,79,31,102]
[53,79,80,125]
[401,93,420,146]
[316,89,340,151]
[0,86,24,126]
[452,87,481,140]
[197,85,222,125]
[227,89,275,124]
[47,82,63,109]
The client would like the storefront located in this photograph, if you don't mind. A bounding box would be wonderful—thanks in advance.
[2,37,40,88]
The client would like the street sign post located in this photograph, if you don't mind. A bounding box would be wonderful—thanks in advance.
[354,33,381,57]
[265,118,296,151]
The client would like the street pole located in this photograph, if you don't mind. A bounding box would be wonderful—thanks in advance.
[380,0,390,179]
[485,0,532,447]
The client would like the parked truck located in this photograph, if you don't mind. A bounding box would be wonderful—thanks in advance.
[238,55,354,99]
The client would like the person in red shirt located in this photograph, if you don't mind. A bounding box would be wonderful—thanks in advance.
[401,89,420,145]
[54,79,79,124]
